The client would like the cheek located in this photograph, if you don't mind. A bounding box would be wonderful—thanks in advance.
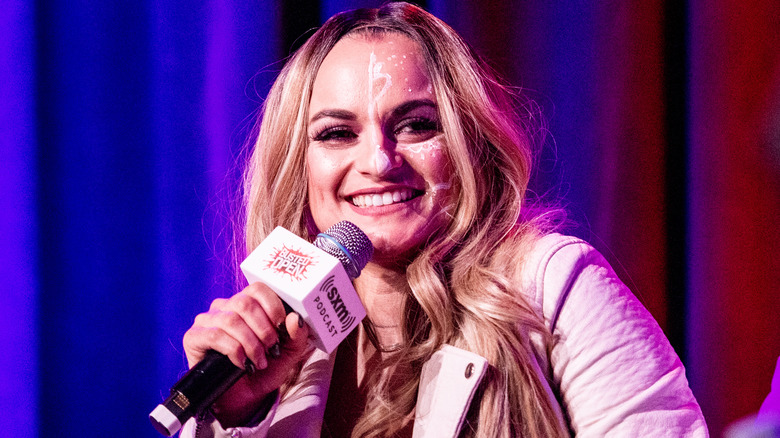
[305,148,347,226]
[306,149,338,191]
[399,137,453,187]
[305,151,331,208]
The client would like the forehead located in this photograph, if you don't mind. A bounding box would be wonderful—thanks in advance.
[326,32,424,63]
[310,33,431,102]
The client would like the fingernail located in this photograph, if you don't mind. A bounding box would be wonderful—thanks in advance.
[268,342,281,359]
[296,312,304,328]
[244,358,256,374]
[277,321,290,343]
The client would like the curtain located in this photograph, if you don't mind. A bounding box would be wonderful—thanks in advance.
[2,1,778,436]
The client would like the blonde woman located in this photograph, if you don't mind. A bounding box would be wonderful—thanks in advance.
[180,3,707,437]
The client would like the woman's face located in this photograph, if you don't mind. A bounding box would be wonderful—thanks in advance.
[306,33,455,264]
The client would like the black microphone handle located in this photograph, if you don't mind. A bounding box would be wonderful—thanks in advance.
[151,350,244,436]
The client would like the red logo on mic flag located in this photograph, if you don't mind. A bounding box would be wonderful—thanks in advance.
[264,245,317,281]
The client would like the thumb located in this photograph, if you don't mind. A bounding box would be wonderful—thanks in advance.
[282,312,310,356]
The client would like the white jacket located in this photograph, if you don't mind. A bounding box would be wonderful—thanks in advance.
[182,234,708,437]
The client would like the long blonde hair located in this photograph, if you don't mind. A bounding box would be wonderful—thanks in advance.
[241,3,568,437]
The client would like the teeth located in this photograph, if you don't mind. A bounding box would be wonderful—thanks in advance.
[351,189,414,207]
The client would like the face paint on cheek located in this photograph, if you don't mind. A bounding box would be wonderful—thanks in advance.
[432,182,451,193]
[368,51,395,174]
[397,137,443,161]
[428,181,455,223]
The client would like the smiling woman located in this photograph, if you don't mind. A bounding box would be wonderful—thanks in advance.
[307,33,454,266]
[178,2,708,437]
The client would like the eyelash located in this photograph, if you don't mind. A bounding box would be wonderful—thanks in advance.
[394,117,440,136]
[310,117,440,144]
[311,125,356,143]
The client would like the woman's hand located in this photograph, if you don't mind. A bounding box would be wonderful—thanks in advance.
[182,282,311,427]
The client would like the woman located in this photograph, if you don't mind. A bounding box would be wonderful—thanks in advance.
[180,3,707,437]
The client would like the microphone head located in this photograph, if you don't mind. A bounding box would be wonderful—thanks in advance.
[315,221,373,279]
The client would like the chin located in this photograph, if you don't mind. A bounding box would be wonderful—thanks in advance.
[367,233,429,264]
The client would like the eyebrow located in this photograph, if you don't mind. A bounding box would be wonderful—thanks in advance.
[389,99,437,119]
[309,109,357,124]
[308,99,438,124]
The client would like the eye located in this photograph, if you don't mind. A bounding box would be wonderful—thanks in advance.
[311,125,358,144]
[394,117,441,140]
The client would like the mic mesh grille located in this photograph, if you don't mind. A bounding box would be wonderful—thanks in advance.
[314,221,373,279]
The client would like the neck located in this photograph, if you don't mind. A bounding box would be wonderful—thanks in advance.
[353,261,408,348]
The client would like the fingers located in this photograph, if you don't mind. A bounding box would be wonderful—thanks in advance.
[182,282,288,370]
[197,307,269,370]
[183,324,248,369]
[239,283,287,344]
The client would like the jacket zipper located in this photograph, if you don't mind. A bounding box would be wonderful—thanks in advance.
[194,410,207,438]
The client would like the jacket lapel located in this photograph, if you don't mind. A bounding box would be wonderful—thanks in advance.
[413,345,488,437]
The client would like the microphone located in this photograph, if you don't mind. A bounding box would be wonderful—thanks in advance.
[149,221,373,436]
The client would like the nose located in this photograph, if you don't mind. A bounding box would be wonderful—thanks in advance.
[355,130,403,177]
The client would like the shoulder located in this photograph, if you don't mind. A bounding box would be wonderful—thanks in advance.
[517,233,621,330]
[519,234,710,435]
[521,233,594,277]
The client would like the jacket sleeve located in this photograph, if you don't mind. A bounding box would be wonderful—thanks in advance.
[177,348,332,438]
[178,392,279,438]
[535,237,708,437]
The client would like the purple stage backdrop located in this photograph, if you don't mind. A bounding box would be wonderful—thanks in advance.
[2,1,779,436]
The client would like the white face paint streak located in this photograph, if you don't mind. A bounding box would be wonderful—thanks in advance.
[397,138,443,161]
[432,182,451,194]
[368,51,394,174]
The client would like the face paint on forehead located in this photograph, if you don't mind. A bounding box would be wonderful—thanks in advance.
[368,51,393,110]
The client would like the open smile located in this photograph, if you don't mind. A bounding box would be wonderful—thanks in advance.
[348,188,424,207]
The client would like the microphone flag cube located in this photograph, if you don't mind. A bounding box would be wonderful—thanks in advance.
[240,227,366,353]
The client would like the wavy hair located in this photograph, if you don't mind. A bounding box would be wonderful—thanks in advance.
[240,2,567,437]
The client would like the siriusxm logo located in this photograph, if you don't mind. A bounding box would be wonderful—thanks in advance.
[313,275,357,336]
